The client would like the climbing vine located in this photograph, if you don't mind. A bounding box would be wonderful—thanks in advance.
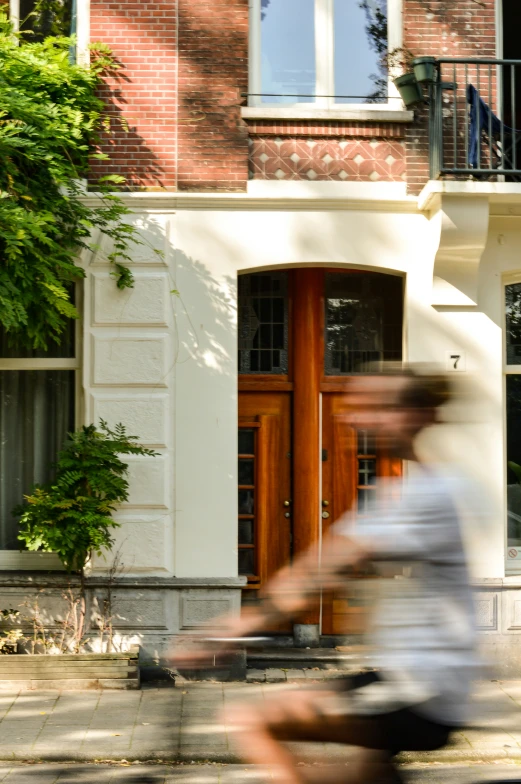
[0,14,148,350]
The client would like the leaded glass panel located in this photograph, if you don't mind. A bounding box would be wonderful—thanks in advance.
[238,272,289,374]
[238,426,257,578]
[325,272,402,375]
[356,430,377,513]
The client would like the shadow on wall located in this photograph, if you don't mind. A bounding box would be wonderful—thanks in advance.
[175,0,248,192]
[88,0,248,192]
[88,52,165,190]
[173,254,236,381]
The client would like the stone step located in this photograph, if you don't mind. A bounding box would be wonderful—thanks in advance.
[247,646,368,671]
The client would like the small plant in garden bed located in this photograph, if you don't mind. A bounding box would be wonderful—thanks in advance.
[14,420,159,647]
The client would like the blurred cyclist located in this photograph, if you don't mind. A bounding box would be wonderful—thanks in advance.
[174,367,480,784]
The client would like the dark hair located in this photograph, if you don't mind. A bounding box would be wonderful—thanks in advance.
[399,369,452,410]
[364,362,452,410]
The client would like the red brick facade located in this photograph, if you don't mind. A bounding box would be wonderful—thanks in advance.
[89,0,248,191]
[89,0,497,194]
[89,0,177,190]
[176,0,249,191]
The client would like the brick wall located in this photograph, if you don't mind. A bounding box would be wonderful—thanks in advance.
[89,0,249,191]
[89,0,177,189]
[88,0,497,193]
[403,0,497,193]
[177,0,249,191]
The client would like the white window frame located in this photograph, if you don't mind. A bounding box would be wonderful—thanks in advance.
[0,288,82,570]
[248,0,403,114]
[504,273,521,574]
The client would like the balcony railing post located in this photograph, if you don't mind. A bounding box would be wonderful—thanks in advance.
[429,63,440,180]
[429,64,443,179]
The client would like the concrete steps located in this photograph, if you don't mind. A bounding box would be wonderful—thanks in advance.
[246,646,367,672]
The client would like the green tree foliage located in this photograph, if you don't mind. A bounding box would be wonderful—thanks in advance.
[16,421,159,575]
[0,15,148,349]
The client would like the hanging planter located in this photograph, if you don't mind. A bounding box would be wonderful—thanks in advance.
[393,73,424,108]
[412,56,437,84]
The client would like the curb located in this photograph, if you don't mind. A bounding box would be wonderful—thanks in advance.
[0,749,519,764]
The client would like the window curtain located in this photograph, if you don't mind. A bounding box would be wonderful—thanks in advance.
[0,371,74,550]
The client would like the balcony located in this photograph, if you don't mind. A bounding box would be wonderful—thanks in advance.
[429,58,521,181]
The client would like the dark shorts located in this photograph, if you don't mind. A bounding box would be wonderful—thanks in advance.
[338,671,454,755]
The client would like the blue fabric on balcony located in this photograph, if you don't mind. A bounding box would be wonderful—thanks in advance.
[467,84,502,168]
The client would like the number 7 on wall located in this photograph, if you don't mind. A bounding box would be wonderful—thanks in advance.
[446,351,466,372]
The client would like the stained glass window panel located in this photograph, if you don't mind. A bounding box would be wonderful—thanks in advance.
[239,549,256,576]
[238,272,289,374]
[239,429,255,455]
[238,459,255,486]
[239,520,255,545]
[325,272,402,375]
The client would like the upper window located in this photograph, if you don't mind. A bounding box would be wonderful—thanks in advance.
[249,0,396,109]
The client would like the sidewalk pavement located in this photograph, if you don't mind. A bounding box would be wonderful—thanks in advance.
[0,680,519,763]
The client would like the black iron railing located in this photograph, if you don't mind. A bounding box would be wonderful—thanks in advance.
[429,58,521,181]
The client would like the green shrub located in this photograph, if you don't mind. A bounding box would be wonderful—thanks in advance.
[16,421,158,575]
[0,15,154,349]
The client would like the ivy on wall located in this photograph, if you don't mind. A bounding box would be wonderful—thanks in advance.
[0,14,147,350]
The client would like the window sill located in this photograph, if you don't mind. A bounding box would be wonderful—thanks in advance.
[241,107,414,123]
[0,552,65,571]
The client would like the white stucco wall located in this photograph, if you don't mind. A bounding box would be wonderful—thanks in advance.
[81,187,518,586]
[84,213,177,576]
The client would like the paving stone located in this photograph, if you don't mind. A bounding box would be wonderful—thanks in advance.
[245,670,265,683]
[264,669,286,683]
[0,682,513,763]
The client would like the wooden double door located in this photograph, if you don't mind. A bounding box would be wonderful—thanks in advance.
[237,268,403,635]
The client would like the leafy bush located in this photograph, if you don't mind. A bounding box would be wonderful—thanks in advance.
[0,15,151,349]
[16,421,158,575]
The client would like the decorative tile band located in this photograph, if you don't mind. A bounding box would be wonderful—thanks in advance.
[249,138,406,182]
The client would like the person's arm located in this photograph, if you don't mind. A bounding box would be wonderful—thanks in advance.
[223,526,370,637]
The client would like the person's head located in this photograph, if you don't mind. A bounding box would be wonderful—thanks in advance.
[347,365,451,459]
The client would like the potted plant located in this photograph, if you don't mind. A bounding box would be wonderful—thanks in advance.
[412,56,438,84]
[387,47,424,108]
[0,421,159,689]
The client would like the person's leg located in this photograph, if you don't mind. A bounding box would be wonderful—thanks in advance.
[227,688,393,784]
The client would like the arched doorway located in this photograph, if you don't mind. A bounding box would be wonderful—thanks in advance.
[237,267,403,636]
